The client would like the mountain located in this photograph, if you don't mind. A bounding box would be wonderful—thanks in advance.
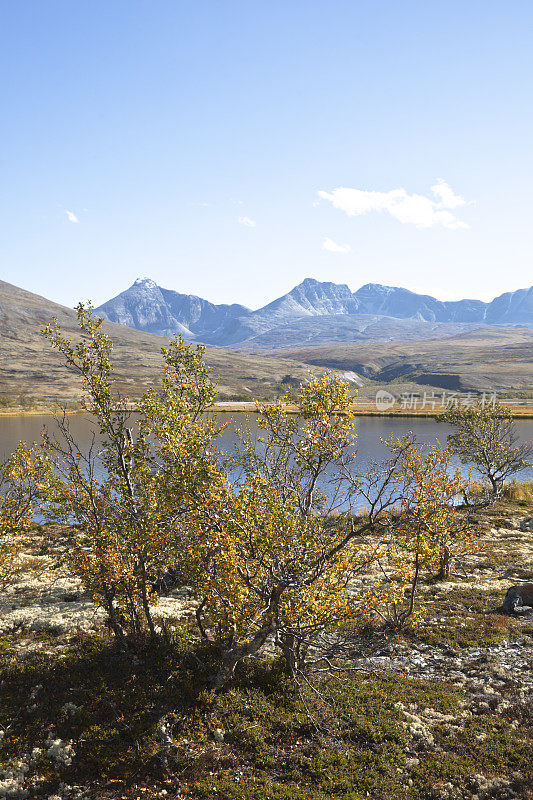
[351,283,487,323]
[209,279,362,345]
[97,277,533,348]
[97,278,251,338]
[484,286,533,325]
[1,278,531,401]
[0,280,316,402]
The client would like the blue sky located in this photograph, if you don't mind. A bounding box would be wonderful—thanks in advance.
[1,1,532,310]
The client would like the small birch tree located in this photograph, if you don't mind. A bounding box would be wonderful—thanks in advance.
[41,304,225,641]
[440,401,532,500]
[191,378,413,687]
[0,443,52,589]
[377,436,479,630]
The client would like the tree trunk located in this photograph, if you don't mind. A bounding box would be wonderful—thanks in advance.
[489,473,502,499]
[279,633,297,678]
[138,555,157,640]
[438,545,451,580]
[105,591,127,646]
[209,622,275,690]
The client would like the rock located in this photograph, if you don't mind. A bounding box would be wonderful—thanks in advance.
[502,583,533,613]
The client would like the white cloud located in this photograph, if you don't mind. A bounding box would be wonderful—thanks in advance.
[430,178,466,209]
[322,236,351,254]
[65,210,79,223]
[238,216,256,227]
[317,180,469,230]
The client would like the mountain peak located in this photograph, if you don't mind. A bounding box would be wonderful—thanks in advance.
[134,277,158,289]
[298,276,350,289]
[97,278,533,344]
[357,283,395,293]
[291,277,353,298]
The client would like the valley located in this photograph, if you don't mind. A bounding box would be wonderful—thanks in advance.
[0,280,316,403]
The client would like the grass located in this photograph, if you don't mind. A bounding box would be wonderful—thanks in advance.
[2,633,532,800]
[269,327,533,397]
[406,584,531,649]
[504,481,533,502]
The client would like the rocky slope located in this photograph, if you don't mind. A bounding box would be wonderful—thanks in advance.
[95,278,250,339]
[97,277,533,346]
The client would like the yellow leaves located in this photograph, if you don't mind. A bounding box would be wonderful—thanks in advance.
[0,442,54,588]
[381,435,477,591]
[39,312,479,652]
[191,474,362,642]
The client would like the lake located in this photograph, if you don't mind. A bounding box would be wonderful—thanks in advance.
[1,412,532,485]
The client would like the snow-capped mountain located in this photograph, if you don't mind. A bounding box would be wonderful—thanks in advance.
[97,277,533,347]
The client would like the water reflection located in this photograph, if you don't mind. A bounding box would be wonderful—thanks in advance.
[1,412,531,496]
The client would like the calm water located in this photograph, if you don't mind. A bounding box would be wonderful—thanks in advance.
[1,412,532,484]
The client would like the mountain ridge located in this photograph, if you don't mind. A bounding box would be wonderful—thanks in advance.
[97,277,533,347]
[0,277,531,401]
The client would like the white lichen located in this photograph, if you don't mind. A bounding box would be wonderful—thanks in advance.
[0,760,29,799]
[45,738,75,767]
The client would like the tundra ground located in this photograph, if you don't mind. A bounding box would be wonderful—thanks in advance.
[1,499,533,800]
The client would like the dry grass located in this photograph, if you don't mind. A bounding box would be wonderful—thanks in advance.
[266,326,533,397]
[504,480,533,502]
[2,279,533,405]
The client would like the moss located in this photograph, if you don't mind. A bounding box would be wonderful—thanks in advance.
[415,715,533,797]
[0,636,468,799]
[404,584,525,649]
[1,631,532,798]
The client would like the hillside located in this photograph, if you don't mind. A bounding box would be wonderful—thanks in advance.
[267,326,533,397]
[0,280,317,402]
[1,279,532,405]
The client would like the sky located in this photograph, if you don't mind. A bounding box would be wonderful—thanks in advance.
[1,1,532,310]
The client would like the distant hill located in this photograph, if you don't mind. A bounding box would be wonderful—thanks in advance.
[0,280,317,402]
[269,326,533,397]
[97,277,533,348]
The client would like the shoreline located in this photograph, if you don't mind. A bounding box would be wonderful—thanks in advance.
[1,401,532,420]
[211,401,533,419]
[0,408,84,418]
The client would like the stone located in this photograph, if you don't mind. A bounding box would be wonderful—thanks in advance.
[502,582,533,613]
